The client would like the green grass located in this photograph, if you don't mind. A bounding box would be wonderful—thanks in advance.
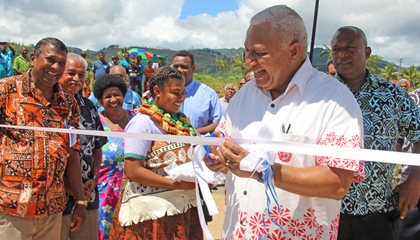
[195,73,242,97]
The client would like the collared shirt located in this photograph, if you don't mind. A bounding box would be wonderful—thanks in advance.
[63,94,107,215]
[13,55,31,74]
[338,71,420,215]
[93,60,110,80]
[219,58,364,240]
[219,96,229,112]
[182,79,223,129]
[88,88,142,112]
[0,71,80,218]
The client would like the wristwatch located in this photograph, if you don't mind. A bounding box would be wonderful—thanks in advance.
[75,200,88,207]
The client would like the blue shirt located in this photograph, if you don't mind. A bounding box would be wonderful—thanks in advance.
[88,88,142,112]
[1,50,14,77]
[339,71,420,215]
[93,60,110,80]
[181,79,223,129]
[119,59,130,70]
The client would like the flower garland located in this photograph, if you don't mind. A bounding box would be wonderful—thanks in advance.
[139,101,198,136]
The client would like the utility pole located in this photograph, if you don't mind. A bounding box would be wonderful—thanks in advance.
[398,58,404,78]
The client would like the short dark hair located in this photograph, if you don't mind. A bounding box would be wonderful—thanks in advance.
[149,66,184,98]
[34,37,67,57]
[174,50,194,65]
[243,68,253,78]
[93,74,128,100]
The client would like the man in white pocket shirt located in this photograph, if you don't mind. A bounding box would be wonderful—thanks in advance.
[206,5,364,240]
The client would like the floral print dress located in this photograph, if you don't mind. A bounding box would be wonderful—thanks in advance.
[98,110,135,240]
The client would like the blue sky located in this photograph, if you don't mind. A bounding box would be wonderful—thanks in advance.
[180,0,239,19]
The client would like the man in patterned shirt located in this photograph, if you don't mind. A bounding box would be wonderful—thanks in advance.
[0,38,86,239]
[59,53,108,240]
[332,26,420,240]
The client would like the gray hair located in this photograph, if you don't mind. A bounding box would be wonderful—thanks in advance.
[398,78,409,85]
[224,83,236,91]
[67,52,87,70]
[250,5,308,52]
[334,26,368,47]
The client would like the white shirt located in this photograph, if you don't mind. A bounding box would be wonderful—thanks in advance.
[219,96,229,112]
[218,58,364,240]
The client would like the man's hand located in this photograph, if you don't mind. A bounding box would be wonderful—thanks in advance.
[70,205,86,232]
[395,175,420,219]
[83,179,96,200]
[217,140,252,178]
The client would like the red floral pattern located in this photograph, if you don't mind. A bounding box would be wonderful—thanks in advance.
[232,207,339,240]
[277,151,292,162]
[317,132,364,182]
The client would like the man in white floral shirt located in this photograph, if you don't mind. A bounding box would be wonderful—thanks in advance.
[206,5,364,240]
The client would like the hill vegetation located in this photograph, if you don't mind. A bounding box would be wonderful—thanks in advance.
[9,42,420,93]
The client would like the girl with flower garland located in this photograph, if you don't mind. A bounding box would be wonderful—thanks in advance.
[109,66,203,239]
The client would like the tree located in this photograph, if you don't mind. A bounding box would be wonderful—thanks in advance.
[402,65,420,88]
[214,55,227,74]
[319,44,332,63]
[379,63,398,81]
[230,49,246,73]
[118,47,129,58]
[366,54,383,76]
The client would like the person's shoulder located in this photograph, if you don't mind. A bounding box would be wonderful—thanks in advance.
[195,80,217,93]
[369,74,406,94]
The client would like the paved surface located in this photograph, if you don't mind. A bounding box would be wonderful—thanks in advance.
[207,186,225,240]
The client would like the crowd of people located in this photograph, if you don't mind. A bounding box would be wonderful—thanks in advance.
[0,4,419,240]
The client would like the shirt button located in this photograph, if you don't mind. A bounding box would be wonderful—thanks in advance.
[270,103,275,108]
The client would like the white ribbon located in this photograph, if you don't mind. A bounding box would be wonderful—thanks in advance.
[240,150,277,173]
[2,124,420,166]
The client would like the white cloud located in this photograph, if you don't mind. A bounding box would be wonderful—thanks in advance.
[0,0,419,66]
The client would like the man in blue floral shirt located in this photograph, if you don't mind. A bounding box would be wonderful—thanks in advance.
[331,26,420,240]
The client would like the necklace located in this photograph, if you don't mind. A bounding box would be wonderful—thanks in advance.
[102,109,128,129]
[139,101,198,136]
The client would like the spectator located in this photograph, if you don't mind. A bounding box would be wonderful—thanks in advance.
[109,55,120,67]
[88,65,142,111]
[331,26,420,240]
[59,53,108,240]
[243,68,254,82]
[119,51,130,71]
[136,55,144,93]
[398,78,410,91]
[13,47,30,75]
[80,51,93,97]
[92,74,136,240]
[399,87,420,240]
[172,50,223,135]
[127,59,141,94]
[0,42,15,77]
[0,37,86,239]
[238,77,246,89]
[93,52,110,83]
[144,60,155,93]
[219,83,236,112]
[327,60,336,76]
[206,5,364,239]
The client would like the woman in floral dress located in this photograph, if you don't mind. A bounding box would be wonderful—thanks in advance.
[93,74,136,240]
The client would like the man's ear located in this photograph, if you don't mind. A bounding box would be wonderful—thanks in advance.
[191,63,196,72]
[365,46,372,59]
[289,41,303,62]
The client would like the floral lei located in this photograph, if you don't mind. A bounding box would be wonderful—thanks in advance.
[139,101,198,136]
